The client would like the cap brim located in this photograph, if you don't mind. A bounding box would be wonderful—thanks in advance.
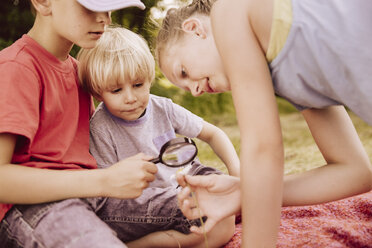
[77,0,145,12]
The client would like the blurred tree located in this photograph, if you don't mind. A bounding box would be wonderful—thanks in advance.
[0,0,34,50]
[0,0,161,52]
[111,0,162,43]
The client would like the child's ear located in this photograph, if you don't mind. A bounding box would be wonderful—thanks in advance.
[182,18,207,39]
[30,0,52,16]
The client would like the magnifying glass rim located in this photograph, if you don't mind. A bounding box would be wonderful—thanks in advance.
[159,137,198,167]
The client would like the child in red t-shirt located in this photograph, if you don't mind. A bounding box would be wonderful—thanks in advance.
[0,1,163,247]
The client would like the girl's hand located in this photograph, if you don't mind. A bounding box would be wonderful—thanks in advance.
[101,153,158,199]
[176,174,241,234]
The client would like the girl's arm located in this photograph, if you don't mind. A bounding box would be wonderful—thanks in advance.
[197,121,240,176]
[283,106,372,206]
[212,0,283,247]
[0,133,157,204]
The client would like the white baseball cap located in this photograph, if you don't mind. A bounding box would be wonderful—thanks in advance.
[77,0,145,12]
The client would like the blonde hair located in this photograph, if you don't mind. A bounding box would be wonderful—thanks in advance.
[77,26,155,98]
[155,0,216,66]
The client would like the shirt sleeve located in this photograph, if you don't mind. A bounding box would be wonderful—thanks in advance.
[166,99,204,138]
[0,61,41,142]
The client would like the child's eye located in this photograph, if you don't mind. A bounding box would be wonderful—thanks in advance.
[133,83,143,88]
[181,68,187,78]
[111,88,122,93]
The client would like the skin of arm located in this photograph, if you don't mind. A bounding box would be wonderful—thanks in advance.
[197,121,240,176]
[283,106,372,206]
[0,133,158,204]
[211,0,284,247]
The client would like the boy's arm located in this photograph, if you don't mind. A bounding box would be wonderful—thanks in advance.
[197,121,240,176]
[0,133,103,203]
[0,133,157,204]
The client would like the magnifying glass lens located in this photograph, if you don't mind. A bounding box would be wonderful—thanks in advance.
[161,143,197,166]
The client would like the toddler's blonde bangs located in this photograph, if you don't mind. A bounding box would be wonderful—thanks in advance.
[109,47,155,87]
[78,26,155,97]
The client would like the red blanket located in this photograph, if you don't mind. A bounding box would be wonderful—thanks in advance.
[224,191,372,247]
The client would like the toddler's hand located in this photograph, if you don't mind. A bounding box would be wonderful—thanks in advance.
[102,153,158,199]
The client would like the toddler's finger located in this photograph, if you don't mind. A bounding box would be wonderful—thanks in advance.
[176,173,187,187]
[190,225,204,234]
[144,171,156,182]
[177,186,192,202]
[179,198,205,220]
[144,162,158,174]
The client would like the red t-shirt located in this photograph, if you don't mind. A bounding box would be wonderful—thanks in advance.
[0,35,97,220]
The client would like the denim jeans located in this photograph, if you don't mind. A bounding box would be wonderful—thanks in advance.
[0,198,125,248]
[0,162,220,248]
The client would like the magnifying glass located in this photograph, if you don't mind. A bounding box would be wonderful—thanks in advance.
[149,137,198,167]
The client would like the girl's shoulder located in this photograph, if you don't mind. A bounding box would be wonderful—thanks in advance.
[211,0,271,15]
[211,0,273,56]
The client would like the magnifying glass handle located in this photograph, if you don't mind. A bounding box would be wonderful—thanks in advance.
[149,157,160,163]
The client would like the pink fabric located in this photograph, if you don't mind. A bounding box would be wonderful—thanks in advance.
[224,191,372,247]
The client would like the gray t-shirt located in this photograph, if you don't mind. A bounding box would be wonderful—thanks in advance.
[89,94,203,188]
[270,0,372,124]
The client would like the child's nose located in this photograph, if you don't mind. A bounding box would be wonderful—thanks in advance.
[123,90,137,103]
[190,82,203,97]
[96,12,111,25]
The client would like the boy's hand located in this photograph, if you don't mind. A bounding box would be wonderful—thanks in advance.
[102,153,158,199]
[176,174,241,234]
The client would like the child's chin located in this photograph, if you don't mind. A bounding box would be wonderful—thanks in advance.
[78,41,98,50]
[122,115,140,121]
